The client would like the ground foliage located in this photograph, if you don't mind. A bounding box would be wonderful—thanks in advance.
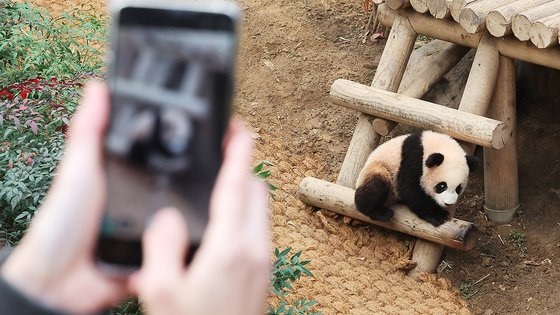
[0,1,105,244]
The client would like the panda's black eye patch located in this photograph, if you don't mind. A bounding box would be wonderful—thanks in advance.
[456,185,463,194]
[435,182,447,194]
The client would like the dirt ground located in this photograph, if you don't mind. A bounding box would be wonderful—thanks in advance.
[18,0,560,314]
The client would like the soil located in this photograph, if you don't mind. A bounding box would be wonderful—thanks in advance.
[16,0,560,314]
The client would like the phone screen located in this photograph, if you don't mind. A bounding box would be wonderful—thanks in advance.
[96,7,237,267]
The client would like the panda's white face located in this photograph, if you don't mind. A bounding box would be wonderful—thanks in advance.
[432,179,465,208]
[421,153,470,209]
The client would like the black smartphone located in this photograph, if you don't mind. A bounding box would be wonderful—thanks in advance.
[95,1,240,271]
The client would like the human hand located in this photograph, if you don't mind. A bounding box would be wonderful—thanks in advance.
[130,121,271,315]
[1,82,128,313]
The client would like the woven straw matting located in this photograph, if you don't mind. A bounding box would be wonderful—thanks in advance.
[257,135,471,314]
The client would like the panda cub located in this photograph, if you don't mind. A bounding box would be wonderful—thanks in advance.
[354,131,478,227]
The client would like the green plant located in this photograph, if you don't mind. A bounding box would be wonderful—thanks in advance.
[459,281,480,299]
[268,247,320,315]
[111,298,143,315]
[0,1,107,86]
[253,160,278,192]
[269,298,320,315]
[510,230,527,254]
[0,1,106,245]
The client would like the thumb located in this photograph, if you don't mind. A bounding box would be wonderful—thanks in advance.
[133,208,189,297]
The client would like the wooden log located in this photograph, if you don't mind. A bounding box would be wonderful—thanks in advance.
[373,41,470,136]
[336,15,416,188]
[484,56,519,223]
[330,79,508,149]
[385,0,410,10]
[449,0,477,22]
[486,0,553,37]
[298,177,478,251]
[496,37,560,70]
[458,0,520,34]
[428,0,453,19]
[511,0,560,41]
[409,34,499,276]
[410,0,429,13]
[377,4,560,70]
[456,35,499,117]
[378,4,482,47]
[530,12,560,48]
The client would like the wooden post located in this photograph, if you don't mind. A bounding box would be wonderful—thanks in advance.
[449,0,477,22]
[530,12,560,49]
[484,56,519,223]
[330,80,508,149]
[377,4,560,70]
[458,0,520,34]
[336,15,416,188]
[486,0,553,37]
[409,35,499,276]
[386,0,410,10]
[428,0,453,19]
[511,1,560,42]
[298,177,478,251]
[373,41,470,136]
[410,0,429,13]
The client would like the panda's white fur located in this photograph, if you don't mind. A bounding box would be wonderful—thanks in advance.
[354,131,477,226]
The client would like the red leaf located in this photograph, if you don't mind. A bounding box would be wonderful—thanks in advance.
[50,77,58,82]
[0,91,14,100]
[20,90,29,99]
[29,121,38,135]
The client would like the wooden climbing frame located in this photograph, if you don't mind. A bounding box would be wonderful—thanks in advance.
[298,1,560,276]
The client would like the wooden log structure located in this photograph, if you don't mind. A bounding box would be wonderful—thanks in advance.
[298,177,478,251]
[427,0,453,19]
[410,0,429,13]
[483,56,519,223]
[486,0,553,38]
[410,34,500,275]
[530,12,560,48]
[377,4,560,70]
[511,0,560,41]
[449,0,477,22]
[372,41,470,136]
[458,0,521,34]
[330,79,508,149]
[336,15,416,188]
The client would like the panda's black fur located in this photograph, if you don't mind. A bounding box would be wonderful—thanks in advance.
[354,131,478,227]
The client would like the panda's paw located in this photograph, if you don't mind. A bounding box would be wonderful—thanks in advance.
[424,210,450,227]
[370,207,394,222]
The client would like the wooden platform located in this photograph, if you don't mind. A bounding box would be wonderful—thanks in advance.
[378,0,560,48]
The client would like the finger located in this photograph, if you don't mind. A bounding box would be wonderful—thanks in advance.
[42,81,109,207]
[244,179,271,256]
[25,82,110,257]
[209,120,254,228]
[243,179,271,315]
[135,208,188,295]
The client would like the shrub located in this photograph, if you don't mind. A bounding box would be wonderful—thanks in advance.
[0,1,105,245]
[269,247,321,315]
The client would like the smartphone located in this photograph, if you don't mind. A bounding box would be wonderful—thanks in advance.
[95,0,240,271]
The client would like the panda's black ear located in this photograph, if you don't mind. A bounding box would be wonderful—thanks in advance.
[426,153,444,168]
[466,155,478,173]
